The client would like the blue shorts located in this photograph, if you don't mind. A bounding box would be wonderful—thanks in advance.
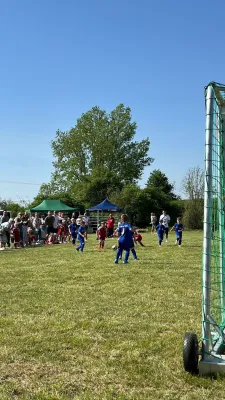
[118,241,130,251]
[130,240,135,248]
[71,232,77,239]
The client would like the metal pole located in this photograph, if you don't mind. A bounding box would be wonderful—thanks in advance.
[218,109,225,320]
[202,84,214,355]
[221,107,225,324]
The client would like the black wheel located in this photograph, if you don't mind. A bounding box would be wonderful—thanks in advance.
[183,332,199,374]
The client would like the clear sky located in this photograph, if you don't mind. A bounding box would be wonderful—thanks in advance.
[1,0,225,204]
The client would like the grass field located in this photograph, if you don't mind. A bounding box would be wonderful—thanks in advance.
[1,231,225,400]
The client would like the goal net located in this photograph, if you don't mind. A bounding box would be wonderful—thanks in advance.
[203,82,225,352]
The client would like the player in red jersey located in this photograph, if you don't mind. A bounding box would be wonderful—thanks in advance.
[97,221,107,249]
[134,231,145,247]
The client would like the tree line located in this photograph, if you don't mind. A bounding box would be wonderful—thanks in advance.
[1,105,204,229]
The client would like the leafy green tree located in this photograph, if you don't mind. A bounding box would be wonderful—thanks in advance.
[51,104,153,191]
[182,199,203,229]
[0,199,25,217]
[29,186,77,210]
[146,169,177,200]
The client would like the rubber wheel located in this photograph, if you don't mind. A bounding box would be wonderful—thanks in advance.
[183,332,199,374]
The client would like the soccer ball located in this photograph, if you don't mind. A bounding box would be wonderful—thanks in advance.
[112,245,118,250]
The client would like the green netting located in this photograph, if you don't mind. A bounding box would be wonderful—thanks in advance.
[203,83,225,344]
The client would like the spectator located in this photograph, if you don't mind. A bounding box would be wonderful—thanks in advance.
[21,212,29,246]
[150,212,157,234]
[69,218,78,246]
[107,213,115,238]
[58,212,62,223]
[14,212,23,245]
[0,219,13,250]
[83,213,89,239]
[58,223,65,243]
[1,211,10,247]
[33,212,41,242]
[45,211,55,236]
[53,211,59,233]
[76,214,82,226]
[12,222,20,249]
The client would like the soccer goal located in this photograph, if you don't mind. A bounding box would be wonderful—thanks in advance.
[183,82,225,374]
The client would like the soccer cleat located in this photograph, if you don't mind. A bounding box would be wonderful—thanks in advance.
[123,261,129,264]
[114,260,118,264]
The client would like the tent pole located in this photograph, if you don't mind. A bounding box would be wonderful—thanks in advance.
[97,210,99,229]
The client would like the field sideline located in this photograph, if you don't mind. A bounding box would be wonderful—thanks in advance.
[0,231,224,399]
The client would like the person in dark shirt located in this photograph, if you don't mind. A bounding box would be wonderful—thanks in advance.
[69,218,78,246]
[45,211,55,235]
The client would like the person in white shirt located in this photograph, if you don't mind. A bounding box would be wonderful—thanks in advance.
[83,213,89,239]
[159,210,171,243]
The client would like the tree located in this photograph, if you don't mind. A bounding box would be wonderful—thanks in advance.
[182,166,204,200]
[0,199,25,217]
[69,167,123,208]
[146,169,178,200]
[182,199,203,230]
[181,166,204,229]
[50,104,153,191]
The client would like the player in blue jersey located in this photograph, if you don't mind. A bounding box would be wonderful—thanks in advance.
[76,221,86,252]
[156,220,166,246]
[114,214,134,264]
[170,217,184,246]
[69,218,78,246]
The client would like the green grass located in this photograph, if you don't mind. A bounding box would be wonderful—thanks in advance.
[0,231,224,399]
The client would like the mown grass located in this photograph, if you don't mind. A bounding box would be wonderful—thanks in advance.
[0,231,224,399]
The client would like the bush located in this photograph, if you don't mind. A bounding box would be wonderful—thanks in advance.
[182,199,203,230]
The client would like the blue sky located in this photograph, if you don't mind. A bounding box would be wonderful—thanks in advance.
[0,0,224,204]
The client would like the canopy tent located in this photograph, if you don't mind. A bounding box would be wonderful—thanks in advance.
[86,199,122,228]
[29,199,79,213]
[86,199,122,212]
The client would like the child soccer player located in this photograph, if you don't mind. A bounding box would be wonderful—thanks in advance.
[69,218,78,246]
[13,223,20,249]
[170,217,184,247]
[130,231,138,260]
[114,214,134,264]
[156,220,166,247]
[76,221,86,252]
[58,223,65,243]
[134,231,145,246]
[97,221,107,249]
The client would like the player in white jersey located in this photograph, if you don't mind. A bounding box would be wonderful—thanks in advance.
[159,210,171,243]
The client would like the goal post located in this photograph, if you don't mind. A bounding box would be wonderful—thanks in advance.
[183,82,225,375]
[200,82,225,373]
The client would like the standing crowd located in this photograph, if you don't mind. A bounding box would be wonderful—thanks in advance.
[0,211,90,250]
[0,209,184,255]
